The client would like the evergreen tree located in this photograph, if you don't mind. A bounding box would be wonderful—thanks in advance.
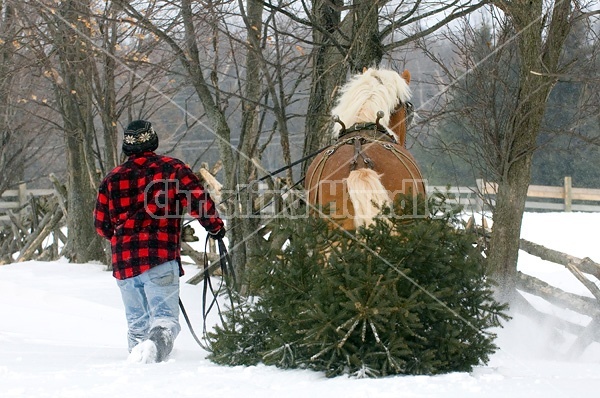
[532,13,600,188]
[207,194,509,377]
[417,17,600,189]
[414,22,520,187]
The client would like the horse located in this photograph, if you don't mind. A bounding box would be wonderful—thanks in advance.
[305,67,426,230]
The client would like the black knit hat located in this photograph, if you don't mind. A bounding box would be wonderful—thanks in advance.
[122,120,159,156]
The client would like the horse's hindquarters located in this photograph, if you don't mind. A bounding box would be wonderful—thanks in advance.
[305,141,426,230]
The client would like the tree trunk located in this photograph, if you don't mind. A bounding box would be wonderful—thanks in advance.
[232,0,265,288]
[54,0,105,263]
[347,0,384,72]
[0,3,25,194]
[488,0,572,299]
[488,158,534,298]
[303,0,345,170]
[96,3,120,174]
[303,0,385,172]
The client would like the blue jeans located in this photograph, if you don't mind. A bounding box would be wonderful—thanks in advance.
[116,260,181,352]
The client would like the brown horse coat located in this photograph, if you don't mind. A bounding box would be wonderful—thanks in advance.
[305,131,426,230]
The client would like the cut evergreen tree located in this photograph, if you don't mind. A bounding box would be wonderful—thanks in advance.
[207,193,510,377]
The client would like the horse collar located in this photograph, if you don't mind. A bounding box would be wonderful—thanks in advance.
[339,123,397,143]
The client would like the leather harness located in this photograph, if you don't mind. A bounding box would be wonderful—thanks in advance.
[306,126,422,208]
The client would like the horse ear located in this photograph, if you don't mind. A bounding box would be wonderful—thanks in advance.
[402,69,411,84]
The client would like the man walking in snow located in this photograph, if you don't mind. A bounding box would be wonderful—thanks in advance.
[94,120,225,363]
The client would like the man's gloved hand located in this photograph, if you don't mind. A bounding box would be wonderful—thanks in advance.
[208,226,226,240]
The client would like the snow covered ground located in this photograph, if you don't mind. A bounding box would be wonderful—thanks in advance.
[1,212,600,397]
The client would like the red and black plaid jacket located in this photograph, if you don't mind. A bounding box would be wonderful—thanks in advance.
[94,151,224,280]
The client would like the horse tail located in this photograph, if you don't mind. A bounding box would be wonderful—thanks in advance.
[346,169,391,229]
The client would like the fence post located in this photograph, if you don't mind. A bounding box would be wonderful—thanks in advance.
[18,182,27,222]
[475,179,484,212]
[18,183,27,208]
[564,176,572,212]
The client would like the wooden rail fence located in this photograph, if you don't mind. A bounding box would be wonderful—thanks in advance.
[3,176,600,224]
[0,183,55,222]
[431,177,600,213]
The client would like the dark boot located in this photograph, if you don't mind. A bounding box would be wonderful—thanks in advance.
[148,326,174,362]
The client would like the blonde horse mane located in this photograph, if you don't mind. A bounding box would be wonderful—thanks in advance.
[345,169,391,228]
[331,68,412,141]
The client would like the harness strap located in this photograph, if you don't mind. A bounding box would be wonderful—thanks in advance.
[347,137,374,170]
[206,144,332,219]
[305,147,354,227]
[179,298,205,348]
[350,138,361,170]
[305,148,334,206]
[179,235,235,349]
[255,144,331,185]
[339,122,397,144]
